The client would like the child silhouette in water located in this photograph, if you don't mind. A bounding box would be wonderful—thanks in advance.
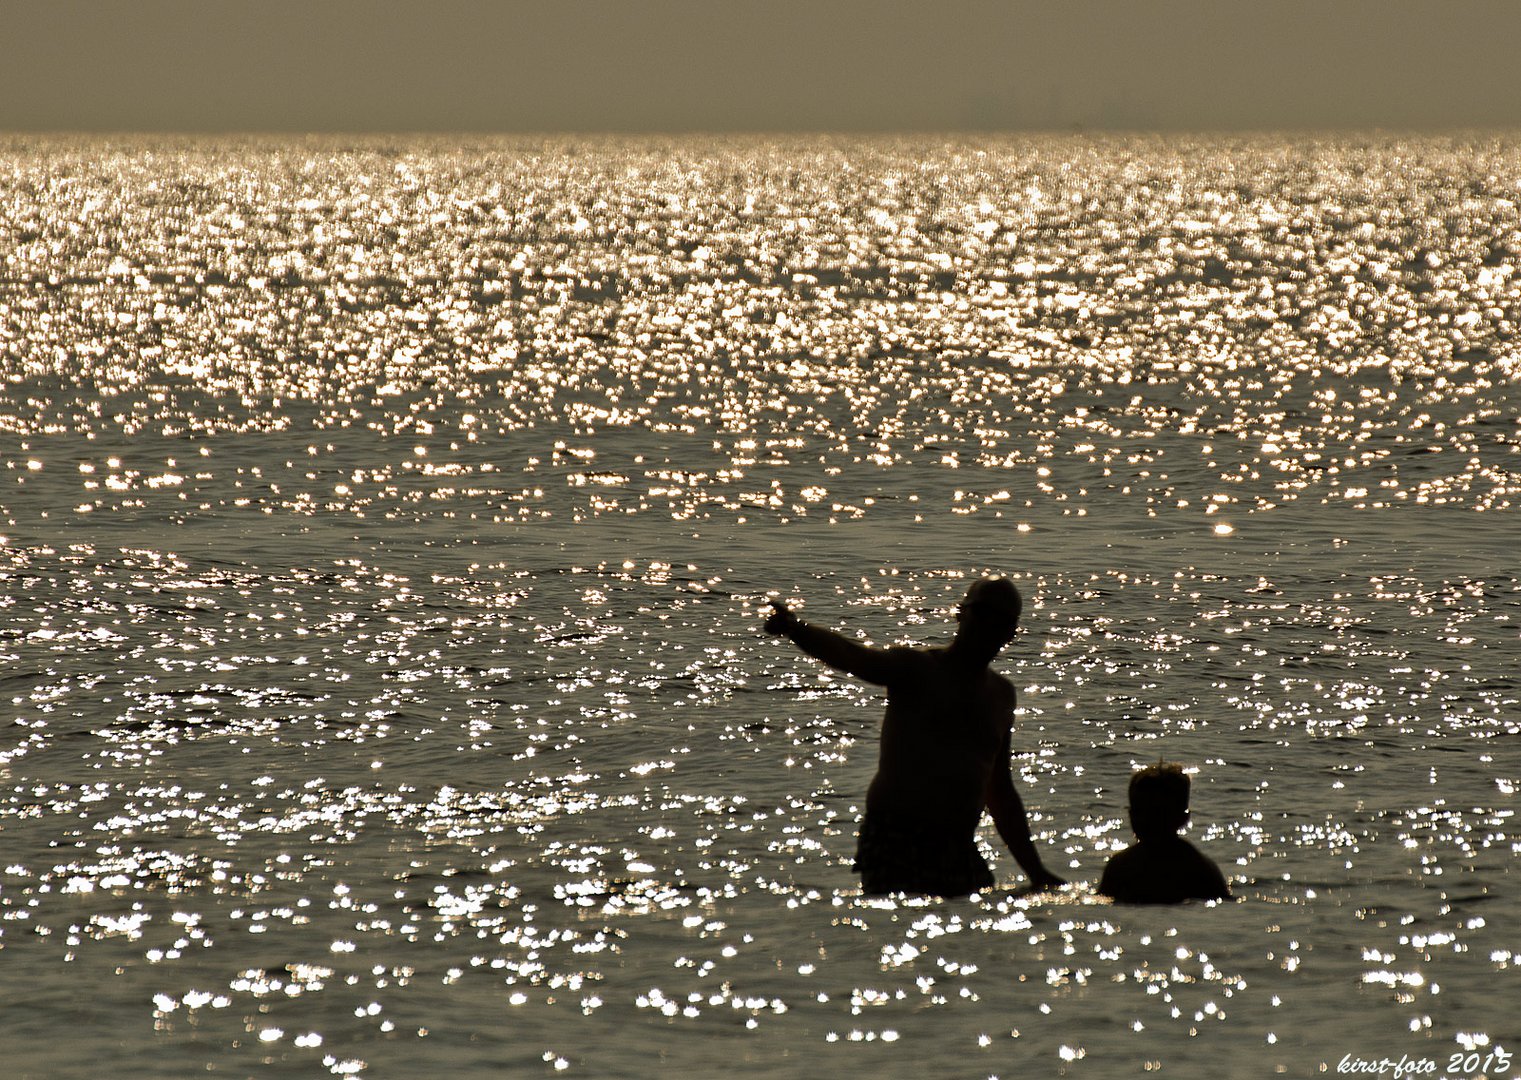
[1098,762,1230,904]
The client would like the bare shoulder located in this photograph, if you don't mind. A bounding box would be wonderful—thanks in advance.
[877,643,932,683]
[984,671,1017,734]
[1096,845,1140,898]
[883,644,931,667]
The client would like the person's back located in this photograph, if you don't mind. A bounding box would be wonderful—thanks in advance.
[855,644,1016,896]
[1098,762,1230,904]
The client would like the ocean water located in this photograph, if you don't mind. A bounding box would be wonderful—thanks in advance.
[1,134,1518,1079]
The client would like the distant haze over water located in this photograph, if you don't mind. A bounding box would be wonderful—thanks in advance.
[6,2,1521,132]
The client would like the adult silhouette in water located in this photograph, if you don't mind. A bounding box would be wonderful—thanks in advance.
[765,578,1066,897]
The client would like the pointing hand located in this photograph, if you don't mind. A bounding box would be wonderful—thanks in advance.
[764,599,799,636]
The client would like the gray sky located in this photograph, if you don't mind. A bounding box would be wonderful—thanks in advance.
[4,0,1521,133]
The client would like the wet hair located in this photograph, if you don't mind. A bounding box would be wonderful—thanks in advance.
[1128,761,1191,841]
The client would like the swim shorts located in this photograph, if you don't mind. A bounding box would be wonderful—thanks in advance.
[852,813,994,897]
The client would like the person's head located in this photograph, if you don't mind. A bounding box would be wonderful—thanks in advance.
[1128,761,1191,842]
[955,577,1022,652]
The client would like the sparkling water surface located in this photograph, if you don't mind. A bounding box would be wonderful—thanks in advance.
[1,135,1519,1078]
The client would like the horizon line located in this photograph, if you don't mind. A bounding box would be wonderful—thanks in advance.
[7,124,1521,139]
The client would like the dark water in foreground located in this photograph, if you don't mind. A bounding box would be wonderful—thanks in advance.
[1,134,1519,1077]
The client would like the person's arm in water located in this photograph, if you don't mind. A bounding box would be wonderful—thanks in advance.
[764,600,901,687]
[986,724,1067,890]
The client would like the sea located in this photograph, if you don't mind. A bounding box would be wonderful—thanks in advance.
[1,134,1518,1079]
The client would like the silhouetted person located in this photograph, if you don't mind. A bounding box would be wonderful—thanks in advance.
[1097,762,1231,904]
[765,578,1065,897]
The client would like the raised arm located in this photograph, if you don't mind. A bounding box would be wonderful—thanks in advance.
[764,600,902,687]
[986,721,1067,891]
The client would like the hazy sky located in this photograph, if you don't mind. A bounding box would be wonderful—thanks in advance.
[5,0,1521,133]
